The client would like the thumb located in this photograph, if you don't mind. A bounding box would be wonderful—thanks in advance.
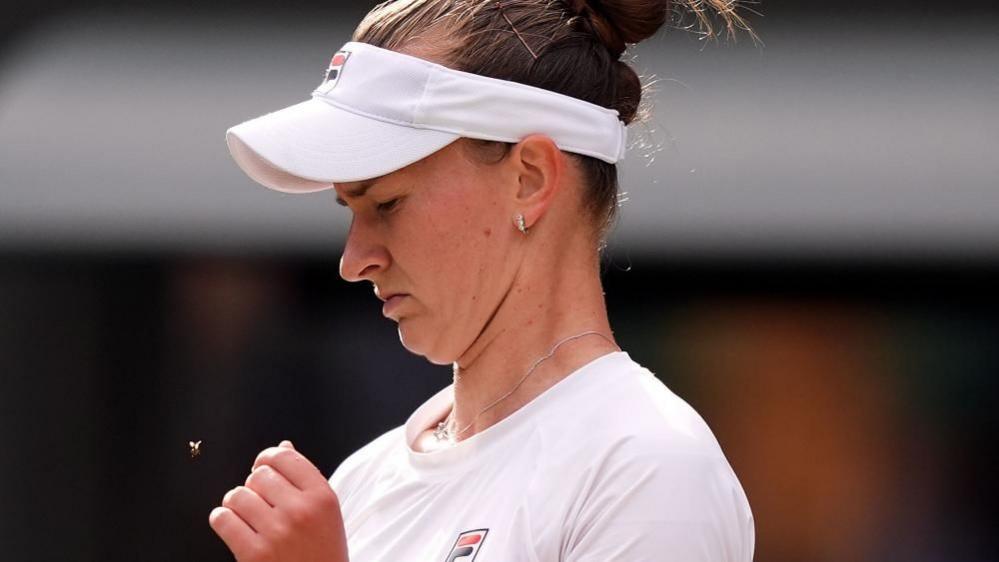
[279,440,295,450]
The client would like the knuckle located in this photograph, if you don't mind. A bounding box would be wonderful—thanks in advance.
[269,519,291,541]
[254,447,291,468]
[208,506,228,529]
[284,501,313,525]
[252,448,274,466]
[221,486,244,508]
[313,488,339,511]
[245,466,267,487]
[247,541,274,562]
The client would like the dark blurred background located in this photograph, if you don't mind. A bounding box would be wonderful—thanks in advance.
[1,1,997,561]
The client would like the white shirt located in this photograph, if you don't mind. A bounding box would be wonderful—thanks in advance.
[329,351,755,561]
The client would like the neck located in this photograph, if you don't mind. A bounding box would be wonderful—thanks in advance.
[447,244,618,442]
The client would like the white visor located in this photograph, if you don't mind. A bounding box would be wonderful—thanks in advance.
[226,41,628,193]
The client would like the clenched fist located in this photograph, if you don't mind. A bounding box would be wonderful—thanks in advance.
[209,441,349,562]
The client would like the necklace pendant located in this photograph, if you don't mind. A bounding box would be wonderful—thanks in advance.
[433,420,450,442]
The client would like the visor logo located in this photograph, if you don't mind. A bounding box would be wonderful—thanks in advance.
[442,529,488,562]
[316,50,351,94]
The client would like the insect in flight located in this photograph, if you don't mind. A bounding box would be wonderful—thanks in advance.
[189,440,202,459]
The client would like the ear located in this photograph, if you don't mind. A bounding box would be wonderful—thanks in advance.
[509,134,565,231]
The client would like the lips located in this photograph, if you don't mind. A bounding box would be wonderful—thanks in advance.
[375,288,407,302]
[382,294,407,317]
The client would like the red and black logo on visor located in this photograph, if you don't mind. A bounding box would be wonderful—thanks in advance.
[443,529,488,561]
[316,50,351,93]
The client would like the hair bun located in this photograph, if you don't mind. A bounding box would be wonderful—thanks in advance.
[568,0,671,57]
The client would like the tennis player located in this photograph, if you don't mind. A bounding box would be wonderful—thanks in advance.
[210,0,755,560]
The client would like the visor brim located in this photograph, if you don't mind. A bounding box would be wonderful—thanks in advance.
[226,98,461,193]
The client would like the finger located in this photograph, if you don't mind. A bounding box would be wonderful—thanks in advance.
[209,506,261,560]
[280,440,295,449]
[222,486,274,534]
[245,464,299,507]
[252,446,327,491]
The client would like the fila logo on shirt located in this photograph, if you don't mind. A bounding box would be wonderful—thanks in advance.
[443,529,489,562]
[316,50,351,94]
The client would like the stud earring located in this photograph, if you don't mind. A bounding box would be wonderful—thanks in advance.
[514,213,529,234]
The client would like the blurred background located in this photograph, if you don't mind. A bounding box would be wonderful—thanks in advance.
[1,1,997,561]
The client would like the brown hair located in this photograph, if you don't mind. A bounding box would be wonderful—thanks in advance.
[352,0,754,250]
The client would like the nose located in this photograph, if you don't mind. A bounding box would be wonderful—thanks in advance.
[339,216,390,283]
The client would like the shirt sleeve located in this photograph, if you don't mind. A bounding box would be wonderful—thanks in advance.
[562,445,755,562]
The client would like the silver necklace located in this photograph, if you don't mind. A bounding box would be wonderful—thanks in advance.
[433,330,618,443]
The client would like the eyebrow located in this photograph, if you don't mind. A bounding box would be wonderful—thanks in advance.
[334,178,380,207]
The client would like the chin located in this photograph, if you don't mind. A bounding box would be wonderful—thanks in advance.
[396,320,454,366]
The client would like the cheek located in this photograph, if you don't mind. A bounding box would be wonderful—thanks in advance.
[392,190,509,360]
[406,193,500,309]
[410,188,490,265]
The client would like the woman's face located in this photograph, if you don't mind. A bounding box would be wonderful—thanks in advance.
[334,140,519,365]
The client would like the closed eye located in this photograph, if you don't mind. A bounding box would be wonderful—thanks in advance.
[376,198,401,213]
